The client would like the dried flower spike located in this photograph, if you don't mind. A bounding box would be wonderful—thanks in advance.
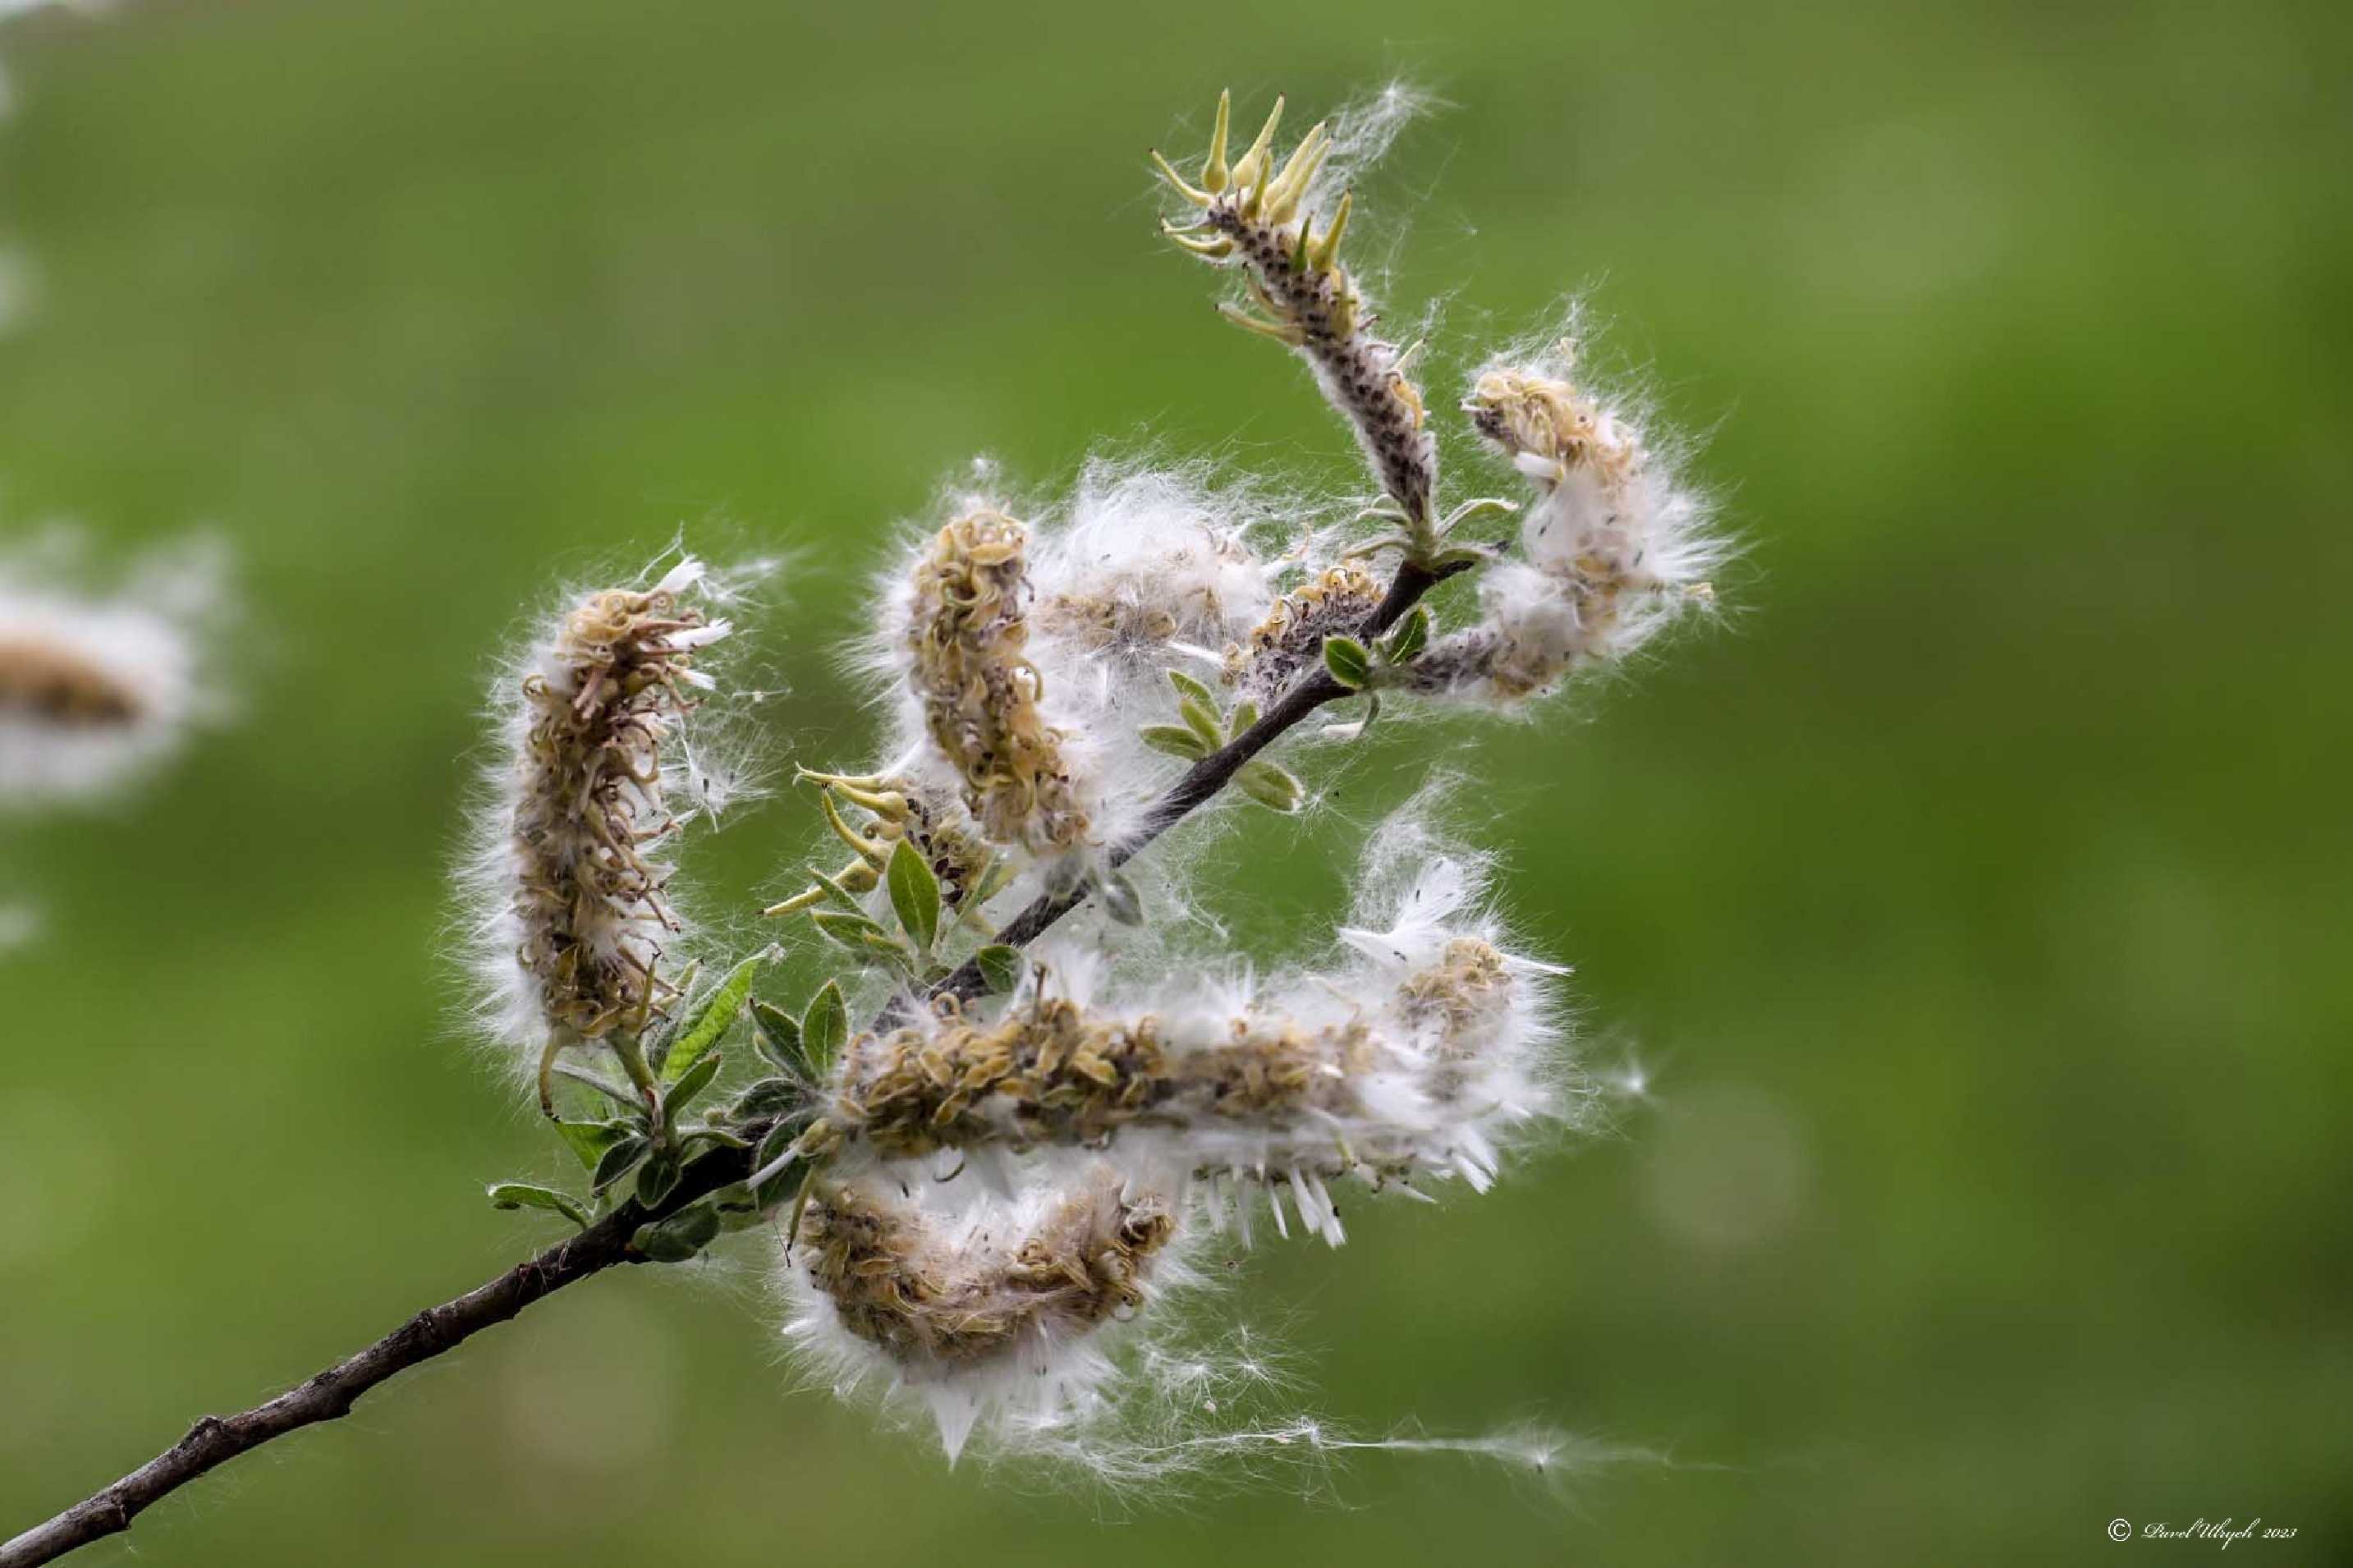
[811,851,1561,1249]
[785,1166,1181,1461]
[472,557,732,1097]
[1410,344,1720,700]
[0,530,228,809]
[0,637,142,722]
[906,506,1090,855]
[1157,92,1438,533]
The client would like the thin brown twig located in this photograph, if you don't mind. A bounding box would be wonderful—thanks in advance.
[2,1199,642,1567]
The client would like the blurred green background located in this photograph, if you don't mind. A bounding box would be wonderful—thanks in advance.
[3,0,2348,1562]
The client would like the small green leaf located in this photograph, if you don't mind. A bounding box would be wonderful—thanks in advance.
[661,1052,723,1122]
[750,1121,805,1207]
[1177,695,1225,748]
[732,1076,802,1120]
[1437,494,1519,536]
[1044,855,1089,899]
[1099,870,1144,926]
[638,960,699,1075]
[660,951,766,1082]
[1138,723,1210,760]
[1323,690,1382,741]
[631,1200,722,1263]
[1429,542,1494,572]
[550,1061,640,1112]
[1167,668,1219,708]
[810,909,888,943]
[801,980,848,1075]
[750,1000,804,1075]
[886,840,942,952]
[592,1134,650,1193]
[486,1182,591,1230]
[1227,699,1260,738]
[708,1182,768,1231]
[816,866,871,909]
[1323,635,1372,688]
[973,944,1025,996]
[635,1147,681,1207]
[1380,605,1430,663]
[967,855,1013,909]
[1236,759,1304,813]
[811,910,901,963]
[639,1022,676,1080]
[1349,530,1419,559]
[552,1118,629,1171]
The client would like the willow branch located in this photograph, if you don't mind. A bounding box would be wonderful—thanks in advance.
[4,553,1465,1568]
[0,1147,740,1568]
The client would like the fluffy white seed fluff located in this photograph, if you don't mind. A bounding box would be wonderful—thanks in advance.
[808,802,1574,1249]
[777,1161,1196,1464]
[460,552,756,1082]
[863,461,1281,872]
[1030,460,1278,671]
[1024,461,1284,845]
[1412,332,1722,702]
[0,0,110,122]
[775,1167,1589,1488]
[626,90,1718,1492]
[0,526,230,809]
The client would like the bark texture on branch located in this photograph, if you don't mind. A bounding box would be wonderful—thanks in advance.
[2,1203,647,1567]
